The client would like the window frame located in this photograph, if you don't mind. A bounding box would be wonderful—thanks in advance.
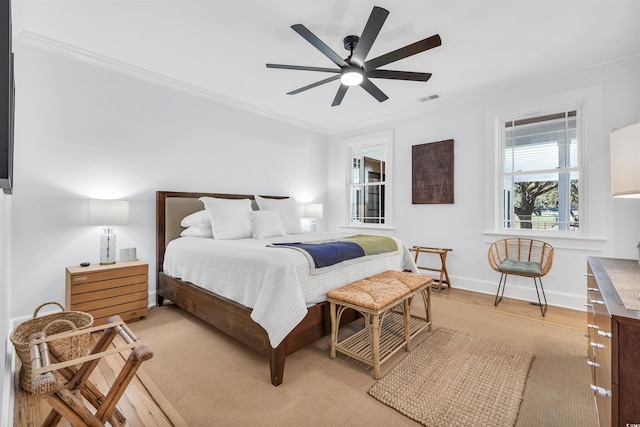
[344,129,394,229]
[498,107,583,233]
[483,86,606,251]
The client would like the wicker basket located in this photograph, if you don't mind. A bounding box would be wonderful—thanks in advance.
[10,302,93,392]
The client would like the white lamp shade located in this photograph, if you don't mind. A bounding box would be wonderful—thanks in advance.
[88,199,130,225]
[611,121,640,198]
[303,203,323,219]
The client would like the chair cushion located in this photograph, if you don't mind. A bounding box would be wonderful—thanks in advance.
[498,259,542,276]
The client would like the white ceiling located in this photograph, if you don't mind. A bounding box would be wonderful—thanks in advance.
[12,0,640,132]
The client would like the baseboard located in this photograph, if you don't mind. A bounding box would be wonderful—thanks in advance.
[2,320,15,427]
[420,273,587,312]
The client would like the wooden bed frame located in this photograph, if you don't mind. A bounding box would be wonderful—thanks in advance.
[156,191,358,386]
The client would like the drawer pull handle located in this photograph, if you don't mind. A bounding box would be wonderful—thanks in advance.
[587,360,600,367]
[587,287,599,292]
[587,324,600,330]
[584,304,593,308]
[590,385,611,397]
[597,330,612,339]
[585,274,594,277]
[590,342,604,349]
[584,334,591,338]
[590,299,604,305]
[73,276,88,282]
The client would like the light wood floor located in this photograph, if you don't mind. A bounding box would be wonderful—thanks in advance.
[13,288,586,426]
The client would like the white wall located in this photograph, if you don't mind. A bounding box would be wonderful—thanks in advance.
[1,193,12,426]
[328,59,640,310]
[9,43,328,319]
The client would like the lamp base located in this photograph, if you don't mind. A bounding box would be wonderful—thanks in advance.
[99,228,117,265]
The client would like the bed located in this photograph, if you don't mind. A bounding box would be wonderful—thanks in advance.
[156,191,417,385]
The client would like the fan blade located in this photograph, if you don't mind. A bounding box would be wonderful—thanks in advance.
[367,69,432,81]
[267,64,340,73]
[291,24,349,68]
[364,34,441,71]
[287,75,341,95]
[360,78,389,103]
[351,6,389,67]
[332,84,349,106]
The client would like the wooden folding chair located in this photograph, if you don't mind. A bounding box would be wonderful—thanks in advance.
[28,315,153,427]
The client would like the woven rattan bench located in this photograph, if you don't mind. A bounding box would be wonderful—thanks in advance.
[327,270,433,379]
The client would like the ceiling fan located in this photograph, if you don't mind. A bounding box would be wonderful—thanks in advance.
[266,6,441,106]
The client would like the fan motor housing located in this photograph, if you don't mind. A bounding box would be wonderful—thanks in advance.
[343,35,359,51]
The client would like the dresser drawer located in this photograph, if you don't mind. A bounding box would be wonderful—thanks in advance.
[587,257,640,427]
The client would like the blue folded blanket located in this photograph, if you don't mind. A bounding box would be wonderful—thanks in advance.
[270,234,398,269]
[271,241,365,268]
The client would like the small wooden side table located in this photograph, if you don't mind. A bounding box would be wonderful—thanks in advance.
[411,246,453,292]
[66,261,149,325]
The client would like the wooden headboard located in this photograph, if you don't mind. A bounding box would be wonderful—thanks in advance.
[156,191,285,279]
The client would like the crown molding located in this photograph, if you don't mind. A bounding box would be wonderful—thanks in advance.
[14,30,329,135]
[14,30,640,137]
[328,52,640,136]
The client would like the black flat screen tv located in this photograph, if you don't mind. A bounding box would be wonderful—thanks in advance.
[0,0,14,195]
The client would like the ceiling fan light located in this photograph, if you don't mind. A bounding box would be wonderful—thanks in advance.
[341,70,363,86]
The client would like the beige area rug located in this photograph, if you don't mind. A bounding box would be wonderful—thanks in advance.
[369,328,533,426]
[127,298,597,427]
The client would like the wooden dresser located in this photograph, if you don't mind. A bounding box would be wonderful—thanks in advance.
[586,257,640,427]
[66,260,149,325]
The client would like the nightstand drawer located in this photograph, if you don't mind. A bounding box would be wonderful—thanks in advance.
[69,274,148,295]
[68,264,147,284]
[71,282,148,304]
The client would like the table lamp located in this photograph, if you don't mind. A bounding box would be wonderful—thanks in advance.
[304,203,323,232]
[611,120,640,198]
[88,199,129,265]
[611,120,640,264]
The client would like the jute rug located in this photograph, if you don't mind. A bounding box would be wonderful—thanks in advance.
[368,328,534,426]
[127,297,597,426]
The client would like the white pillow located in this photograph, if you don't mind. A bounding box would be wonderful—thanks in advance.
[248,210,286,239]
[180,210,210,228]
[180,226,213,238]
[254,196,304,234]
[199,197,253,240]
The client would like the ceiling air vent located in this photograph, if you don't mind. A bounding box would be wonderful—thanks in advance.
[419,94,440,102]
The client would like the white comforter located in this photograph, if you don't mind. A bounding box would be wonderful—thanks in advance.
[163,232,417,347]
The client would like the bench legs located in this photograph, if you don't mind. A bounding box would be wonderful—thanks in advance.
[329,286,432,380]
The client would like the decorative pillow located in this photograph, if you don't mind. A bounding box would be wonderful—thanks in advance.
[248,210,286,239]
[180,226,213,238]
[254,195,304,234]
[180,210,210,228]
[199,197,253,240]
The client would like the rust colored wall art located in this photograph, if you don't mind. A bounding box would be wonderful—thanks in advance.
[412,139,454,204]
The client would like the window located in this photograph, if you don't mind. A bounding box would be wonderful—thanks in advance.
[500,108,582,232]
[346,130,393,227]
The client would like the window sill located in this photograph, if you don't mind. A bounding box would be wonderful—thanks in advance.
[483,230,606,251]
[340,224,396,231]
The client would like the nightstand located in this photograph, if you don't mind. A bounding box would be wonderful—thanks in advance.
[65,260,149,325]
